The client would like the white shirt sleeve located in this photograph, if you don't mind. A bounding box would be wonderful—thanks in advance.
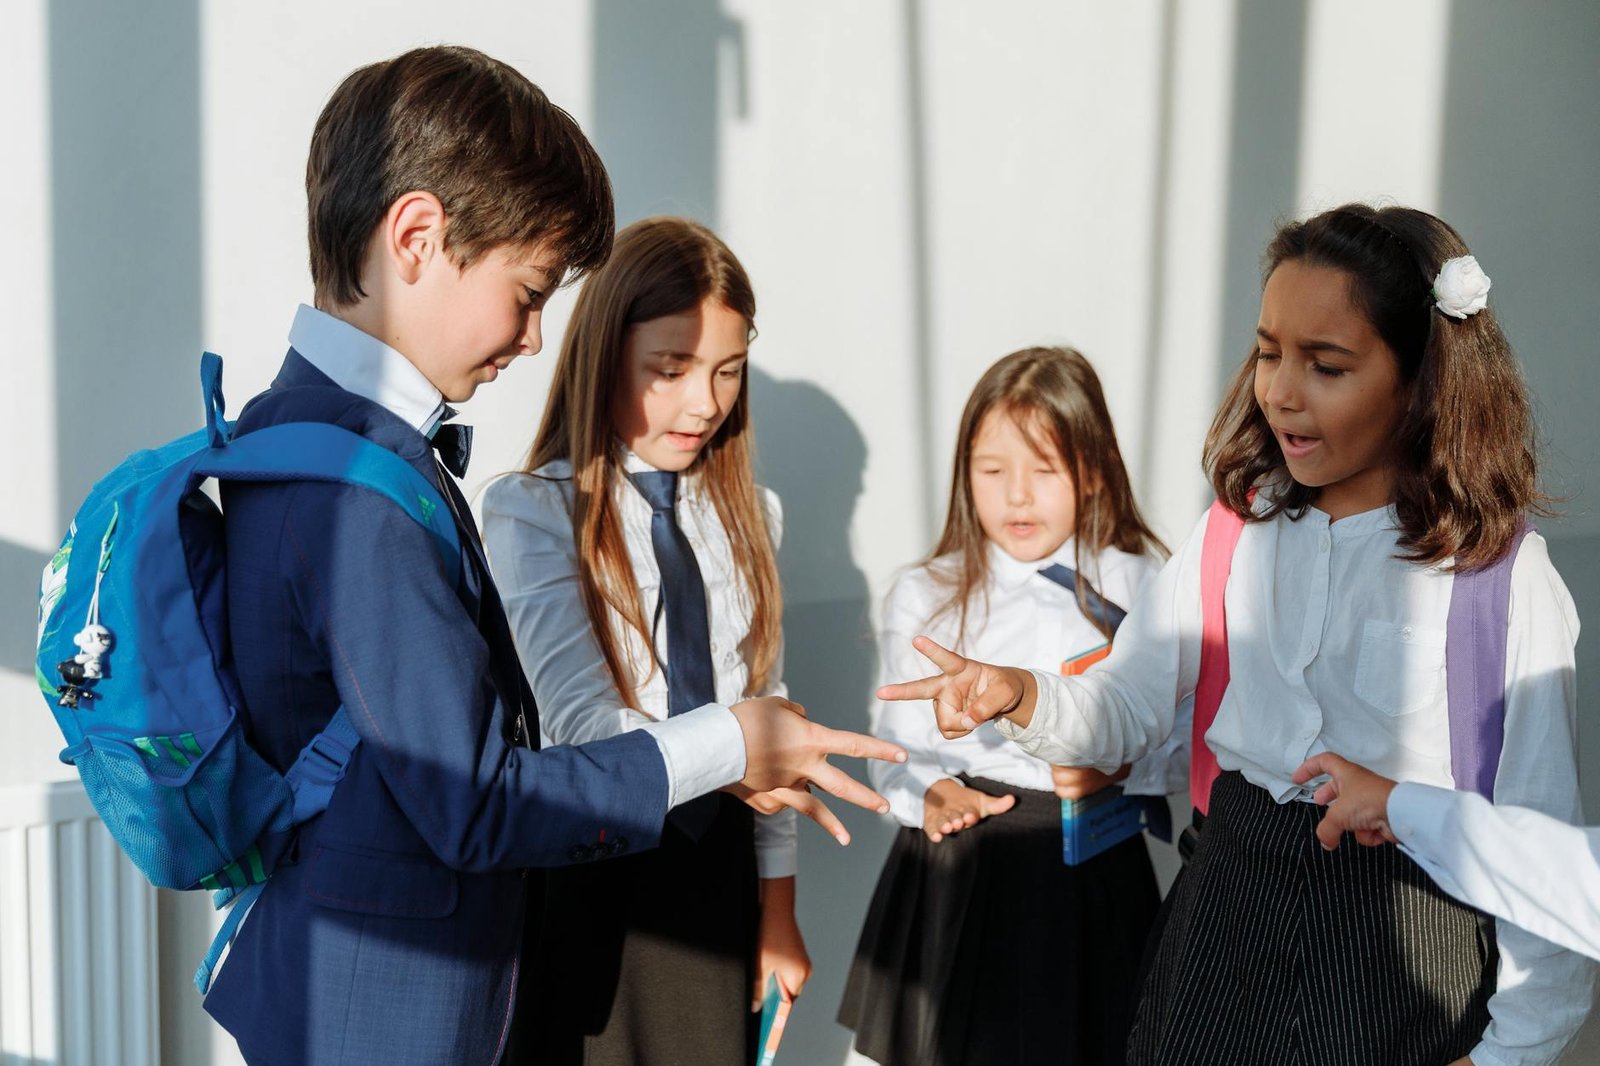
[1389,782,1600,964]
[1461,534,1596,1066]
[480,474,746,810]
[870,569,962,828]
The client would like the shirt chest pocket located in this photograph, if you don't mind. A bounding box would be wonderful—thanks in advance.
[1353,619,1447,717]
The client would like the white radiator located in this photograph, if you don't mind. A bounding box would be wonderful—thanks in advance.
[0,779,159,1066]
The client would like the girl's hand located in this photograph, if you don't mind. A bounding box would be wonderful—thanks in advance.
[1051,763,1131,800]
[876,635,1036,738]
[1291,752,1399,850]
[921,778,1016,842]
[753,877,810,1010]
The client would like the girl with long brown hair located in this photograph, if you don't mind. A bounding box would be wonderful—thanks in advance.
[481,216,805,1064]
[839,346,1185,1065]
[877,204,1592,1064]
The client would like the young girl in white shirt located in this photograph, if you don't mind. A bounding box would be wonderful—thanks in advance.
[481,217,807,1065]
[839,347,1184,1066]
[881,205,1594,1065]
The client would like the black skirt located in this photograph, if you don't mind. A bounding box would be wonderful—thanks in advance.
[506,794,759,1066]
[1127,771,1497,1066]
[838,776,1160,1066]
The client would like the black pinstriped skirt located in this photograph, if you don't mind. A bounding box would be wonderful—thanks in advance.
[838,776,1160,1066]
[1128,771,1496,1066]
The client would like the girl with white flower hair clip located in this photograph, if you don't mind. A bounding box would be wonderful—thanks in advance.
[876,202,1592,1065]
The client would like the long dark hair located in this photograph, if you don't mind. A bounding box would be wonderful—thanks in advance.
[1204,203,1548,569]
[931,346,1166,645]
[524,217,780,704]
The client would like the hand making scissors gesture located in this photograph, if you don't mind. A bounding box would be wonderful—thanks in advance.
[876,634,1040,738]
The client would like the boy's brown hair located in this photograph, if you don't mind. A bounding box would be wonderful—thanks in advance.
[306,45,614,309]
[524,217,782,705]
[1204,203,1547,570]
[930,346,1167,646]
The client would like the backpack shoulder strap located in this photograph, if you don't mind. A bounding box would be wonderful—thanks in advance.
[1445,520,1532,801]
[194,421,462,584]
[1192,500,1247,815]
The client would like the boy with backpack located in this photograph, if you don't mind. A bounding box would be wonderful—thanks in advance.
[37,45,902,1065]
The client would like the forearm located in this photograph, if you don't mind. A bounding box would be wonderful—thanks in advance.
[1392,784,1600,963]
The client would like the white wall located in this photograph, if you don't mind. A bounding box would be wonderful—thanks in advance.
[6,2,1598,1063]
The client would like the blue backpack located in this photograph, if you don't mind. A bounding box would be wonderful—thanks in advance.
[34,353,461,991]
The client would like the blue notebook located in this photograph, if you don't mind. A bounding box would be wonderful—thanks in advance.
[757,973,791,1065]
[1061,785,1148,865]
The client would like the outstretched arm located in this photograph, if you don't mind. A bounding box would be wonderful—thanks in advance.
[1295,752,1600,964]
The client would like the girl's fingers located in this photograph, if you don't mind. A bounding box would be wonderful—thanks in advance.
[982,793,1016,818]
[910,634,969,676]
[1293,752,1339,784]
[876,675,946,702]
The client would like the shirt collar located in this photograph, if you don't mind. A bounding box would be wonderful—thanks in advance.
[288,304,447,435]
[987,536,1080,591]
[618,446,706,501]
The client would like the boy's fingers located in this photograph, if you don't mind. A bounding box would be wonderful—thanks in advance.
[813,725,907,764]
[910,635,969,676]
[806,760,891,816]
[771,786,850,844]
[1315,814,1344,850]
[1311,782,1338,806]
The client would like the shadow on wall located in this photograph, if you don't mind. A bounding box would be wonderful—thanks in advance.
[1212,0,1309,395]
[749,367,896,1065]
[590,0,744,227]
[2,0,203,676]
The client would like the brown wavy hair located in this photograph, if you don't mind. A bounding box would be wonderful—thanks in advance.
[1203,203,1548,570]
[524,217,780,705]
[929,347,1167,645]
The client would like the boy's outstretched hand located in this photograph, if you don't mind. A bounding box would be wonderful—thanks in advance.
[876,635,1036,738]
[1292,752,1400,851]
[728,696,906,846]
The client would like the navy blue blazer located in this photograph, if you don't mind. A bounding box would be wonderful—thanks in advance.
[203,351,670,1065]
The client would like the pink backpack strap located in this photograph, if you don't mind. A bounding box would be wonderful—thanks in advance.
[1192,500,1247,814]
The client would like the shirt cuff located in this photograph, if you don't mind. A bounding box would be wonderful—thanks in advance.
[637,703,746,809]
[1385,780,1452,845]
[754,809,798,879]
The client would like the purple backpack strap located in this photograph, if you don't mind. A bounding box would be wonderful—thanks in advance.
[1445,520,1532,800]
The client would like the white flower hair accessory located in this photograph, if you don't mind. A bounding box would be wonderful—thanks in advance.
[1432,255,1491,319]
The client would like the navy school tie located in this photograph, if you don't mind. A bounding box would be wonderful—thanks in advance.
[629,470,721,838]
[1036,562,1172,842]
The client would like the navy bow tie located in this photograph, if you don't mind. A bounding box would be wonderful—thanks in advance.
[430,421,473,479]
[629,469,720,838]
